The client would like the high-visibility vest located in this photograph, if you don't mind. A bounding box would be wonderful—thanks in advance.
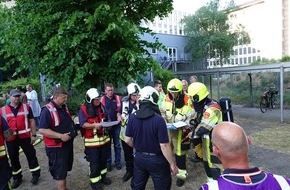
[43,102,72,148]
[0,119,6,158]
[100,94,122,113]
[1,104,31,141]
[80,105,110,147]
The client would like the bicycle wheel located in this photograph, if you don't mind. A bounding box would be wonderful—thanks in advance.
[260,96,268,113]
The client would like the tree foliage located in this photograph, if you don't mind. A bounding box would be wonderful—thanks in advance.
[0,0,173,89]
[182,0,250,66]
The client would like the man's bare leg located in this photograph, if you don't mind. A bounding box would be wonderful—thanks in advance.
[56,179,67,190]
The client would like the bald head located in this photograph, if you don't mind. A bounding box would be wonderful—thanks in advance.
[212,122,249,159]
[189,75,198,83]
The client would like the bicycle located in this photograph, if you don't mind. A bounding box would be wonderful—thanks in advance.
[260,87,279,113]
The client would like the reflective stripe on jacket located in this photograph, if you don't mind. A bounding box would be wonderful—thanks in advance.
[1,104,30,141]
[43,102,72,148]
[204,173,290,190]
[120,100,138,141]
[100,94,122,113]
[162,94,193,123]
[80,105,110,147]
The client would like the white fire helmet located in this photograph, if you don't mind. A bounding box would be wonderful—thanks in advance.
[139,86,159,105]
[86,88,100,103]
[127,83,141,95]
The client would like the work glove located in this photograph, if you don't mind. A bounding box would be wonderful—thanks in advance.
[175,113,187,121]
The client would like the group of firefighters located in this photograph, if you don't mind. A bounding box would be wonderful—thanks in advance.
[0,77,225,190]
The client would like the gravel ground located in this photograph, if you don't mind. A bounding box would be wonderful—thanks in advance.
[15,105,290,190]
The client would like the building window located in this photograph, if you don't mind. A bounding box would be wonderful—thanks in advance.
[151,48,157,54]
[239,48,242,55]
[244,57,247,64]
[248,57,251,63]
[239,58,243,64]
[168,47,177,61]
[235,58,238,64]
[235,49,238,55]
[253,48,256,53]
[253,56,256,62]
[243,47,247,54]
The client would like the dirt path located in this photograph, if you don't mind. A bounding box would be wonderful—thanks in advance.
[16,105,290,190]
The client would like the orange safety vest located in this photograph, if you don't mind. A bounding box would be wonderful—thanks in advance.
[0,119,6,158]
[1,104,31,141]
[43,102,72,148]
[100,94,122,113]
[80,105,110,147]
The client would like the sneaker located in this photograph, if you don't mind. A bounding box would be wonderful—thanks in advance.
[176,179,185,187]
[31,176,39,185]
[122,171,133,182]
[107,164,112,172]
[115,163,122,170]
[101,177,111,185]
[11,178,22,189]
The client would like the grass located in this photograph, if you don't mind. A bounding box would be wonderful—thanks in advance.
[251,124,290,154]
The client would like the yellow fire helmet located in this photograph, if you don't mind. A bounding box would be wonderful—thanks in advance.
[167,78,183,93]
[187,82,209,103]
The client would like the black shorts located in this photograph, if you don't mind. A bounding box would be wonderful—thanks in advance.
[46,142,74,180]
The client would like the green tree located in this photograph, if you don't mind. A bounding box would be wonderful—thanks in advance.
[182,0,250,67]
[0,0,173,88]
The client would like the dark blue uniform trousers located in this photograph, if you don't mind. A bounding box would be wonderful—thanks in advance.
[131,152,172,190]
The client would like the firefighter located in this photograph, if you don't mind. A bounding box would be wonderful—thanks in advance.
[1,89,41,189]
[120,82,141,182]
[39,87,77,190]
[78,88,112,190]
[100,83,122,171]
[125,86,179,189]
[161,78,195,187]
[0,115,13,190]
[187,82,223,182]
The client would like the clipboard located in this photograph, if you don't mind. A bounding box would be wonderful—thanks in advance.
[167,121,188,130]
[101,121,120,127]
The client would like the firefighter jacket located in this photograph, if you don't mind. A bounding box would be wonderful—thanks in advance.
[43,102,73,148]
[161,94,195,123]
[194,100,223,138]
[194,99,223,179]
[120,100,138,141]
[80,105,110,147]
[0,104,31,141]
